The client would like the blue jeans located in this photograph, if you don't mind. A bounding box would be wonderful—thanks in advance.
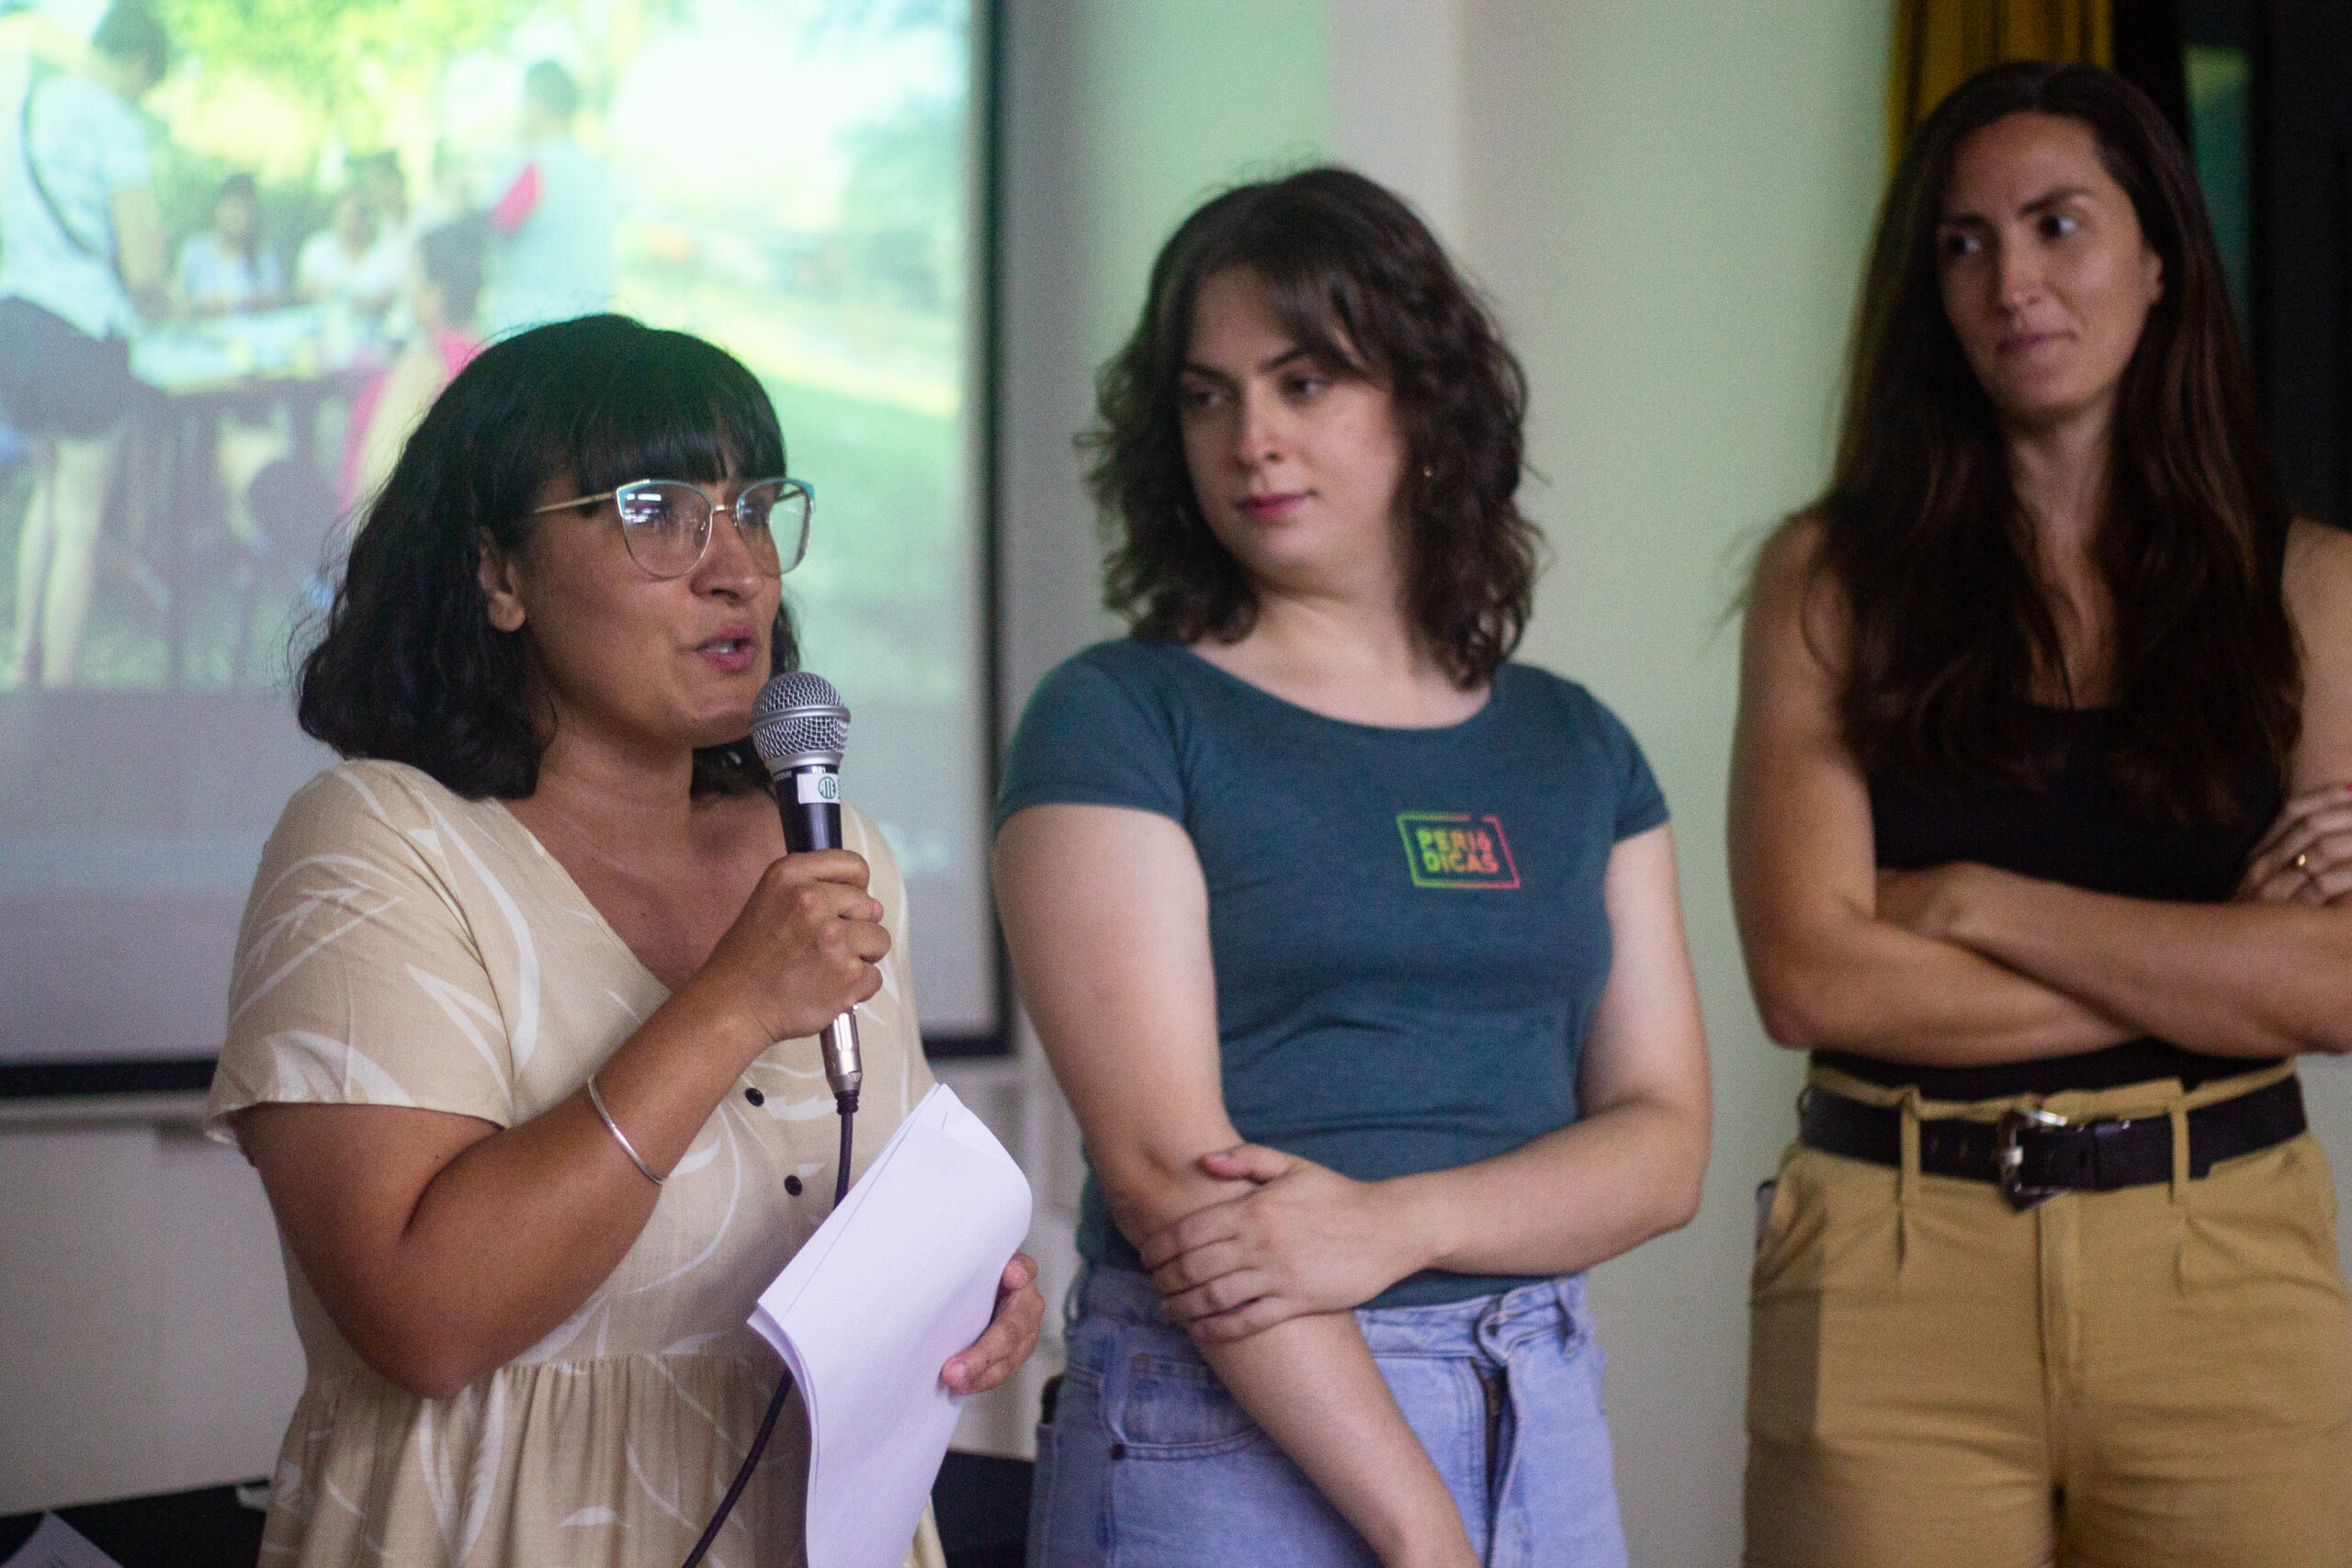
[1028,1265,1628,1568]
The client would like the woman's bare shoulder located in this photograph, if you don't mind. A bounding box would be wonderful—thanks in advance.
[2285,519,2352,668]
[2285,517,2352,604]
[1744,512,1851,682]
[2283,520,2352,784]
[1751,511,1829,590]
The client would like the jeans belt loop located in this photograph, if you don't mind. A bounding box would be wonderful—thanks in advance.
[1896,1087,1923,1207]
[1473,1289,1510,1359]
[1485,1291,1555,1528]
[2169,1099,2192,1203]
[1550,1271,1582,1335]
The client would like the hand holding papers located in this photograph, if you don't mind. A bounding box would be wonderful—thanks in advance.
[749,1084,1033,1568]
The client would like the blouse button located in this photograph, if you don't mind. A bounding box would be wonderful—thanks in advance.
[786,1175,804,1197]
[744,1087,764,1106]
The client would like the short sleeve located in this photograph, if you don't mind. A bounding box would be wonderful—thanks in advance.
[48,82,153,193]
[94,98,151,194]
[996,646,1187,829]
[1581,688,1669,841]
[27,77,148,200]
[207,767,519,1146]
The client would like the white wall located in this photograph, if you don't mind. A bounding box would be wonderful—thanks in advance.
[1453,7,1882,1562]
[0,1101,303,1513]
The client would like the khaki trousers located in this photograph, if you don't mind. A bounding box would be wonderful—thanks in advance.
[1745,1066,2352,1568]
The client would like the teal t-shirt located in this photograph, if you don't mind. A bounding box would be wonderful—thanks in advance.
[996,640,1669,1307]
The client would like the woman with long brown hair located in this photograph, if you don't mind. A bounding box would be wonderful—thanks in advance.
[1733,62,2352,1567]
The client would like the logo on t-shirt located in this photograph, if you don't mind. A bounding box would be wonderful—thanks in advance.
[1396,812,1521,889]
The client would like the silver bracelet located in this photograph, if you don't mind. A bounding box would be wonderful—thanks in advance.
[585,1072,663,1187]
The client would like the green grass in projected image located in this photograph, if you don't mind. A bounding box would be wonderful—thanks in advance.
[0,0,971,705]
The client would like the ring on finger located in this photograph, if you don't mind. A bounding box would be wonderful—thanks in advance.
[2294,851,2312,873]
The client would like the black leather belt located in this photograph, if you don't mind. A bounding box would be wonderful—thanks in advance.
[1799,1074,2307,1210]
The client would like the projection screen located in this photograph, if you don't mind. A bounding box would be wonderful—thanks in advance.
[0,0,996,1088]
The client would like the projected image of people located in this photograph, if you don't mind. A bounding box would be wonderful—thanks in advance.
[0,2,972,700]
[175,171,282,318]
[0,3,992,1169]
[482,60,614,338]
[0,4,166,691]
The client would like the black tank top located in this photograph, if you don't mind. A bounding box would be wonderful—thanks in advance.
[1817,708,2285,1100]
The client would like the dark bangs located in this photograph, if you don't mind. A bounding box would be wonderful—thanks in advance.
[551,324,788,500]
[1170,225,1385,385]
[296,315,797,801]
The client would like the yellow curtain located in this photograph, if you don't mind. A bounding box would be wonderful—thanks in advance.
[1889,0,2113,164]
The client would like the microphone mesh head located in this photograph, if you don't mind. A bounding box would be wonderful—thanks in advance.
[752,671,850,768]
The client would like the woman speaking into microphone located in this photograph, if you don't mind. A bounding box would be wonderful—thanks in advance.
[205,314,1042,1567]
[995,168,1712,1567]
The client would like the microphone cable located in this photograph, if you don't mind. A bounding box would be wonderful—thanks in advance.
[683,671,872,1564]
[679,1087,857,1568]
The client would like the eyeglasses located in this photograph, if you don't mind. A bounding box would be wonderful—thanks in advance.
[525,477,813,580]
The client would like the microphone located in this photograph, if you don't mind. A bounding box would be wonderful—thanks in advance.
[750,671,863,1111]
[688,672,866,1568]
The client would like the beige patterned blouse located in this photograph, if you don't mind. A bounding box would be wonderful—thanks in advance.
[207,760,945,1568]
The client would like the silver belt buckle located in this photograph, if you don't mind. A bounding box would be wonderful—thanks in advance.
[1996,1105,2070,1210]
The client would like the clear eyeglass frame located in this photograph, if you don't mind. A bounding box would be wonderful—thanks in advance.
[524,476,814,580]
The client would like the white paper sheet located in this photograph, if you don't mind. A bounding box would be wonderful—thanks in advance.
[0,1515,122,1568]
[750,1082,1033,1568]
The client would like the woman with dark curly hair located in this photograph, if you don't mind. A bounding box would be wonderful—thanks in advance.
[1733,63,2352,1566]
[996,167,1711,1566]
[203,315,1042,1567]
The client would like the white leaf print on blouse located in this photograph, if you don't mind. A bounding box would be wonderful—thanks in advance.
[671,1128,724,1180]
[413,1377,506,1564]
[406,964,516,1122]
[763,1091,843,1122]
[628,1104,747,1297]
[261,1031,416,1107]
[228,852,404,1026]
[458,1378,505,1563]
[268,1455,308,1527]
[624,1438,703,1539]
[413,786,542,1074]
[414,1399,456,1548]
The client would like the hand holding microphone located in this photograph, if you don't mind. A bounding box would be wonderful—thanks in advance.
[691,672,884,1073]
[699,850,886,1050]
[752,671,867,1111]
